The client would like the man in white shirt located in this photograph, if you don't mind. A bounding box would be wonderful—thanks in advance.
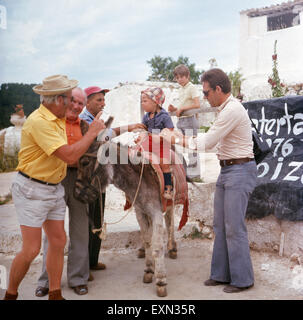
[160,68,257,293]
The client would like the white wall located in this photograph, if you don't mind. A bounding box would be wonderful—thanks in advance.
[239,11,303,100]
[104,81,214,129]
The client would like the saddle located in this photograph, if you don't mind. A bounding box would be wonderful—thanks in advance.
[124,134,189,230]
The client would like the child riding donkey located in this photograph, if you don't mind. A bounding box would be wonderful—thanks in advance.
[135,87,175,200]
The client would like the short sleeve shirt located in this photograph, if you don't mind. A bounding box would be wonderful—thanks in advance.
[16,104,67,184]
[177,81,200,109]
[79,107,94,124]
[79,107,114,138]
[142,109,174,134]
[66,117,82,146]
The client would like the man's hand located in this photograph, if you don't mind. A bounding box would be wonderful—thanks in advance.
[168,104,177,112]
[175,108,184,117]
[87,110,106,137]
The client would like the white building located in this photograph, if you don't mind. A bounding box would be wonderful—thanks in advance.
[239,0,303,100]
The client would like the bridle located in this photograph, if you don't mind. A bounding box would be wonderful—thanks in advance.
[75,151,103,202]
[76,116,115,201]
[75,142,146,240]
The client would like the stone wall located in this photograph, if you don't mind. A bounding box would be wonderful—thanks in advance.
[175,182,303,258]
[105,81,216,129]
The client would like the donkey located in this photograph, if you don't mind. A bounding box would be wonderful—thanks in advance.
[74,121,186,297]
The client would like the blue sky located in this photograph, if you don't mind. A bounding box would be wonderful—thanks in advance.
[0,0,282,90]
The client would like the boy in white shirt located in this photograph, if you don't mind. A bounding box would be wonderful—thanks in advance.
[168,64,201,178]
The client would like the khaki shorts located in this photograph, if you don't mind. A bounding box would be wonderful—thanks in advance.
[12,173,66,228]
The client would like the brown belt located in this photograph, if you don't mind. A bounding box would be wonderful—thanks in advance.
[219,158,255,167]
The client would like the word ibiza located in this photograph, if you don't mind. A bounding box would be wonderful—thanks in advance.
[0,5,7,30]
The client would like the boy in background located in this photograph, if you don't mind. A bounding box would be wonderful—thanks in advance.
[168,64,201,179]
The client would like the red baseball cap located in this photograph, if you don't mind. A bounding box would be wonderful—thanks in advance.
[84,86,109,98]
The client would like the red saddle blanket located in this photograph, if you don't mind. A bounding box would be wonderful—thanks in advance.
[124,134,189,230]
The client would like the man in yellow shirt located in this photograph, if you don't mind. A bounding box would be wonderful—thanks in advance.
[35,87,91,297]
[4,75,105,300]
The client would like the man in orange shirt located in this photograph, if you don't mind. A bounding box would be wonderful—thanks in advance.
[35,87,92,296]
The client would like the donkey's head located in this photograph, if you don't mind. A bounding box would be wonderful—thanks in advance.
[73,118,114,204]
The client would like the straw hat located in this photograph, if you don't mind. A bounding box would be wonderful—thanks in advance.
[33,74,79,95]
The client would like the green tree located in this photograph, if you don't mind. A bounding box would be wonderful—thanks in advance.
[147,55,204,84]
[228,69,245,99]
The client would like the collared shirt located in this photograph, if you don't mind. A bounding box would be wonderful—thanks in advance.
[16,104,67,184]
[177,81,200,110]
[79,107,113,138]
[66,117,82,146]
[66,117,83,168]
[142,108,174,134]
[189,95,254,160]
[79,107,94,124]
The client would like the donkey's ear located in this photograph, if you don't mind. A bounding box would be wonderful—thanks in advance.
[80,120,89,135]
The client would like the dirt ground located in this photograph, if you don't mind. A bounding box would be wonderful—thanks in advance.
[0,238,302,301]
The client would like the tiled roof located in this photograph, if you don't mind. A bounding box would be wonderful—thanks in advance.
[241,0,303,17]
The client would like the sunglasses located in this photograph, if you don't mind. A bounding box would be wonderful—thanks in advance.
[203,90,211,97]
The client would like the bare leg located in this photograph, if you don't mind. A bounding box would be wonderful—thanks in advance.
[7,226,41,295]
[43,220,66,292]
[161,163,173,200]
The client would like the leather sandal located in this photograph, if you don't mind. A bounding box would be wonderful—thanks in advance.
[72,285,88,295]
[35,286,49,297]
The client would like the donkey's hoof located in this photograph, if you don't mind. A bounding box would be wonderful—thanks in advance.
[137,247,145,259]
[156,285,167,297]
[143,272,153,283]
[168,249,177,259]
